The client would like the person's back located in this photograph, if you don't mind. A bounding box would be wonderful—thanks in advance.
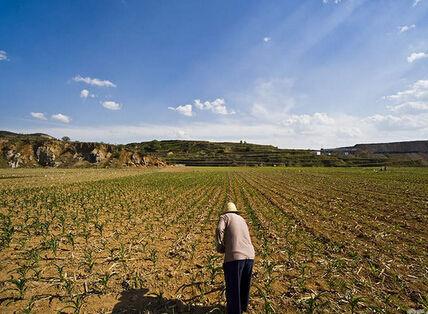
[216,202,255,314]
[217,212,255,262]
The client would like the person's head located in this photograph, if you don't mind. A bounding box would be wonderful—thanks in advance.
[225,201,238,213]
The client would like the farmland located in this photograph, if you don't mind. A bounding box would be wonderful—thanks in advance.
[0,167,427,313]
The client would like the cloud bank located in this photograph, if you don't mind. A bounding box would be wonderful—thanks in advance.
[20,107,428,149]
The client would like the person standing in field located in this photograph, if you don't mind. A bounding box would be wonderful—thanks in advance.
[216,202,255,314]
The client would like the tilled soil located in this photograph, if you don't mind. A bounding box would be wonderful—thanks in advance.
[0,167,427,313]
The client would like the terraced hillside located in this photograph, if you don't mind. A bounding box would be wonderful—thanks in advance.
[128,139,428,167]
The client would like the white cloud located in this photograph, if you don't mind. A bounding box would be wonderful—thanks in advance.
[175,129,188,139]
[168,104,193,117]
[364,114,428,130]
[80,89,89,98]
[283,112,335,127]
[193,98,235,115]
[413,0,422,7]
[407,52,428,63]
[387,101,428,113]
[263,37,271,43]
[18,108,428,150]
[102,101,122,110]
[384,80,428,114]
[385,80,428,102]
[80,89,95,98]
[280,112,360,137]
[73,75,116,87]
[51,113,71,124]
[0,50,8,61]
[322,0,343,4]
[169,99,234,116]
[247,78,296,122]
[30,112,47,120]
[399,24,416,33]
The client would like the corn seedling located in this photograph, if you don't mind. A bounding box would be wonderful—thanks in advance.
[61,293,87,314]
[149,248,158,266]
[94,221,104,236]
[301,291,328,314]
[98,272,116,293]
[254,283,276,314]
[66,231,75,249]
[83,249,95,273]
[0,213,15,249]
[118,243,128,263]
[22,296,36,314]
[45,237,59,256]
[55,263,67,283]
[8,277,27,299]
[62,278,75,298]
[131,271,146,289]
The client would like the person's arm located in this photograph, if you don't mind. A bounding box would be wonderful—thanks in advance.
[215,215,227,253]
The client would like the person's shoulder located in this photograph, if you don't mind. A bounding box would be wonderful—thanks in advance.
[232,213,248,225]
[236,214,246,222]
[219,213,229,221]
[224,212,243,222]
[221,212,238,222]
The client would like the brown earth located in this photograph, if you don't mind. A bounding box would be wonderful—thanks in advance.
[0,167,427,313]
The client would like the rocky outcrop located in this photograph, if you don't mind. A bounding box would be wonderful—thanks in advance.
[89,147,111,163]
[354,141,428,154]
[327,140,428,155]
[7,151,21,168]
[36,146,56,166]
[0,133,166,168]
[143,155,166,167]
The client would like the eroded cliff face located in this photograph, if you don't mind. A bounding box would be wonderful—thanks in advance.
[0,137,166,168]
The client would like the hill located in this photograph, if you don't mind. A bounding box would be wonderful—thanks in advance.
[1,131,427,168]
[322,140,428,166]
[129,139,428,167]
[0,131,165,168]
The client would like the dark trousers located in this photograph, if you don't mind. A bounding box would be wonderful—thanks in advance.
[223,259,254,314]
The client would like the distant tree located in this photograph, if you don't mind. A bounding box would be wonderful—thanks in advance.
[181,142,192,153]
[62,136,70,141]
[147,140,161,152]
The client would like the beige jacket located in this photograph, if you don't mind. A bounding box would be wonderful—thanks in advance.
[215,212,255,262]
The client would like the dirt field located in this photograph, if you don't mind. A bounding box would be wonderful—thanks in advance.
[0,167,427,313]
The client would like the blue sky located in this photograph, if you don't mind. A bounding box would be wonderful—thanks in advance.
[1,0,427,148]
